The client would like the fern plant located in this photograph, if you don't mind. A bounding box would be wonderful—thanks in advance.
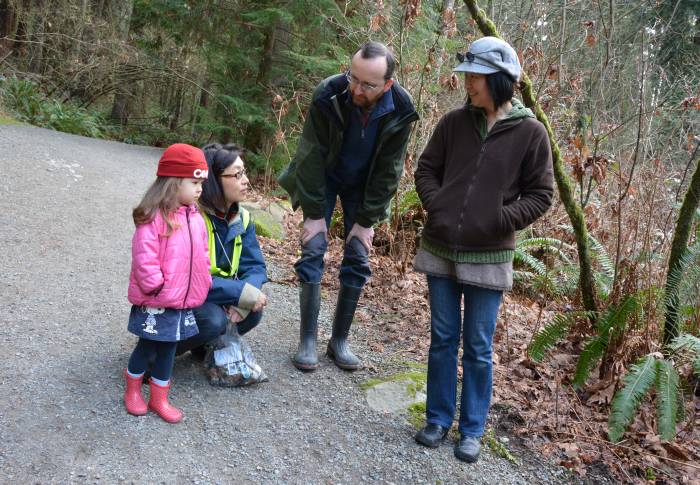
[573,293,644,388]
[528,311,595,362]
[513,233,577,297]
[607,354,658,442]
[607,333,700,442]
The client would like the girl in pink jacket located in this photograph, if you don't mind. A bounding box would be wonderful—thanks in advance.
[123,143,212,424]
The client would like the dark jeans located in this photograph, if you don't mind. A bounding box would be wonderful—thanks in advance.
[176,302,263,353]
[425,276,503,438]
[128,339,177,381]
[294,182,371,288]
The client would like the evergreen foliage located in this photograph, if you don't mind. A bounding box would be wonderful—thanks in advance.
[607,354,658,442]
[528,311,593,362]
[655,358,681,441]
[573,295,643,388]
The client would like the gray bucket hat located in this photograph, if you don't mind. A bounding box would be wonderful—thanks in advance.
[453,36,521,82]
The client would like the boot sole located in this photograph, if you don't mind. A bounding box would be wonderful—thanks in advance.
[291,359,320,371]
[326,349,361,370]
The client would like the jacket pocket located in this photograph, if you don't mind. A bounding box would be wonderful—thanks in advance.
[461,190,506,243]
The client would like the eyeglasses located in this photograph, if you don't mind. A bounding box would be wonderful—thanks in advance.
[345,71,383,93]
[220,169,247,180]
[456,49,502,64]
[456,51,476,63]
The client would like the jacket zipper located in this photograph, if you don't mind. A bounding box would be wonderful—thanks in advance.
[455,142,488,242]
[183,207,193,308]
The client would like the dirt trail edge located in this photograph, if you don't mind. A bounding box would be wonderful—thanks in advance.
[0,125,585,484]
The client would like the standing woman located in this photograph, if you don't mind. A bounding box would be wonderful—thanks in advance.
[413,37,554,462]
[176,143,268,357]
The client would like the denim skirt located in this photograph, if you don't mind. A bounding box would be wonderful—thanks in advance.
[127,305,199,342]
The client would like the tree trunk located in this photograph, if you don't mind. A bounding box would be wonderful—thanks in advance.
[244,24,276,153]
[663,149,700,347]
[27,0,46,75]
[0,0,16,53]
[108,0,134,127]
[462,0,598,314]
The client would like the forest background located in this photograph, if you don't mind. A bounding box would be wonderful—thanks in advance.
[1,0,699,483]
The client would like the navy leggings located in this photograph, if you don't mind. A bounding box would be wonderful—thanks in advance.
[127,339,177,381]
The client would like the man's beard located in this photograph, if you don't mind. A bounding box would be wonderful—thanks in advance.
[350,92,375,111]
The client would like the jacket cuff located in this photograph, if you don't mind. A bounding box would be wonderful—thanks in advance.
[238,283,262,310]
[354,214,374,228]
[230,306,251,320]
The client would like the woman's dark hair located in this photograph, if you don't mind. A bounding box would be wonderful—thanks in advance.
[485,71,515,109]
[199,143,244,213]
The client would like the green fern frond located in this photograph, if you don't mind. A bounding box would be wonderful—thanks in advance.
[573,296,641,388]
[527,312,578,362]
[514,250,547,276]
[669,333,700,356]
[517,237,574,264]
[656,359,681,441]
[608,354,658,442]
[573,332,609,388]
[670,334,700,378]
[588,233,614,279]
[664,248,698,310]
[595,294,642,335]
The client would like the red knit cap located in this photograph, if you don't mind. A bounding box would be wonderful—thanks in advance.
[157,143,209,179]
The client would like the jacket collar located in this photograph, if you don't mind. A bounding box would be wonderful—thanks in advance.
[314,73,416,129]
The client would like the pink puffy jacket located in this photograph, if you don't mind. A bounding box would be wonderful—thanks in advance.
[128,205,212,309]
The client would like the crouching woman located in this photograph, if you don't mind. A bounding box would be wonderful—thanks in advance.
[177,143,268,357]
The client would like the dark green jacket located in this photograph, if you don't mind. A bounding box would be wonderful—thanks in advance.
[277,74,418,227]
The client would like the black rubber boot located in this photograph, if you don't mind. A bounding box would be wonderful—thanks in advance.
[292,283,321,371]
[326,285,362,370]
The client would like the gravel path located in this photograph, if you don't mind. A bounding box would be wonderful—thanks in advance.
[0,125,586,484]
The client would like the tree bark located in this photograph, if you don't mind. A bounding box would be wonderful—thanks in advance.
[462,0,598,314]
[244,23,277,153]
[663,148,700,347]
[0,0,16,53]
[108,0,134,127]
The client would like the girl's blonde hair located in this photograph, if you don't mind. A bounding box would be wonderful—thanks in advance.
[132,176,182,234]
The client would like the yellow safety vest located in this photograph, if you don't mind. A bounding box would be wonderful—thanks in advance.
[202,208,250,278]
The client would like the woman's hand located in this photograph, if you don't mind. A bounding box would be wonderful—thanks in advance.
[252,293,268,313]
[226,306,243,323]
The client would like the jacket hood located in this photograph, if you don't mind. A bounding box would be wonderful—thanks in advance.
[465,97,534,120]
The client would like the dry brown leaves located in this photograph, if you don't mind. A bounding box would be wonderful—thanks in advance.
[251,188,700,484]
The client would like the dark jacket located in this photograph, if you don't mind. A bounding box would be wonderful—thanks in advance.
[204,208,268,307]
[278,74,418,227]
[415,99,554,252]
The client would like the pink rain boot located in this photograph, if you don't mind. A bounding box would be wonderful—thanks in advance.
[148,379,183,424]
[123,370,148,416]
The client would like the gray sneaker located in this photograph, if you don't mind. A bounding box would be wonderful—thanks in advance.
[454,436,481,463]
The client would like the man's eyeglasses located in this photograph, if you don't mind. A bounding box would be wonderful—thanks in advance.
[220,169,247,180]
[345,71,383,92]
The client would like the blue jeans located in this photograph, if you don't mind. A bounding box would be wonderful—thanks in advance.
[177,302,263,353]
[294,182,371,288]
[425,275,502,438]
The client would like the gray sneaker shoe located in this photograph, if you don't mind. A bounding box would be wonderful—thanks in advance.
[454,436,481,463]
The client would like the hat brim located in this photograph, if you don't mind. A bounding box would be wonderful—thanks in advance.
[453,61,499,74]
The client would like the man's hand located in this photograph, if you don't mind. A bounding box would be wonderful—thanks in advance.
[252,293,268,313]
[347,223,374,252]
[301,218,327,244]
